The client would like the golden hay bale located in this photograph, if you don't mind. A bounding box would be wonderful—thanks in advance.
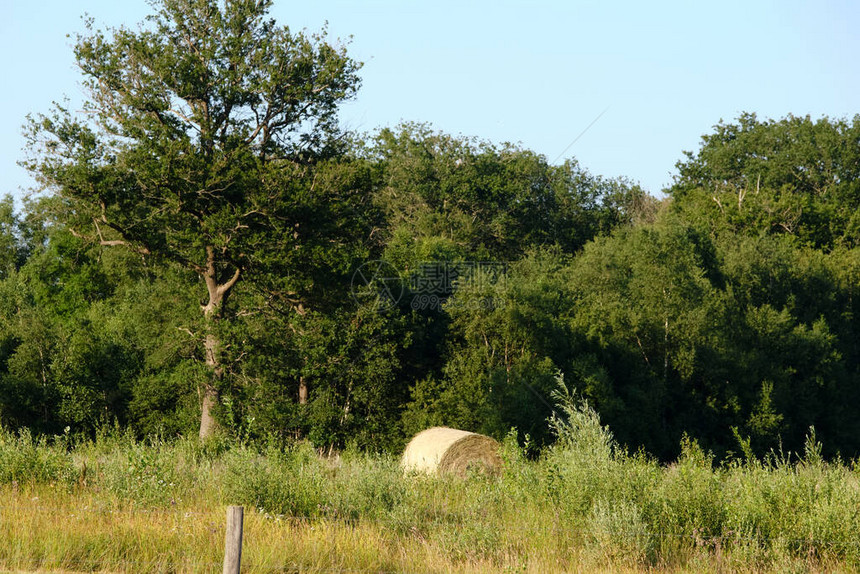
[401,427,502,477]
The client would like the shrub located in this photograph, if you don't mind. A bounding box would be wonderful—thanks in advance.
[0,427,75,486]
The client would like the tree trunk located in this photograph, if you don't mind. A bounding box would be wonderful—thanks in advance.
[293,308,310,407]
[298,375,308,405]
[198,246,241,440]
[199,331,223,439]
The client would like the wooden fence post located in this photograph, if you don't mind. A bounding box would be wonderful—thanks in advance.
[223,505,244,574]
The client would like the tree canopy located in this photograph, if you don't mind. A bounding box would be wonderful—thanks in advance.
[23,0,367,438]
[670,113,860,249]
[5,0,860,462]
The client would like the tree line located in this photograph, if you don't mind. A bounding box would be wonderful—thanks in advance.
[2,0,859,460]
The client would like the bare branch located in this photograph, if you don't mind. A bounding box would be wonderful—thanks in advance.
[177,326,196,338]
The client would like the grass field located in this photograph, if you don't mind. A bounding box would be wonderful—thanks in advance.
[1,398,859,573]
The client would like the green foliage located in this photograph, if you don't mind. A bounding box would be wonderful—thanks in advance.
[223,441,407,521]
[543,380,625,520]
[552,213,857,459]
[402,250,575,444]
[229,300,410,451]
[8,10,860,572]
[22,0,369,437]
[372,123,645,263]
[5,5,860,555]
[0,427,75,486]
[223,442,328,517]
[671,112,860,249]
[585,498,654,567]
[98,438,184,505]
[0,200,204,436]
[0,195,30,278]
[10,6,860,470]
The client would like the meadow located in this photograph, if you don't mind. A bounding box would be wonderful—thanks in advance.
[1,397,859,573]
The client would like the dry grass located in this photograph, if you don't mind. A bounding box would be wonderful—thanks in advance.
[1,481,853,574]
[2,407,860,573]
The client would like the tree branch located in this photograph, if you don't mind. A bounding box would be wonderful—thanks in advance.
[217,266,241,298]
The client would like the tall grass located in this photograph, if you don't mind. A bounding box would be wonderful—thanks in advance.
[0,403,859,573]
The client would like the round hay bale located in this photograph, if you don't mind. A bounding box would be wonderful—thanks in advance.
[401,427,502,477]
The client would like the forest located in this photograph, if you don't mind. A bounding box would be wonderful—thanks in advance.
[2,0,860,464]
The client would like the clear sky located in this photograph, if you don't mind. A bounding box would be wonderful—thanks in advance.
[2,0,858,202]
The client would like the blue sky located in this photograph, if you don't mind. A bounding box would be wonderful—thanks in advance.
[2,0,858,202]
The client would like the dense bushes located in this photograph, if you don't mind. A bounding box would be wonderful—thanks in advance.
[3,114,860,462]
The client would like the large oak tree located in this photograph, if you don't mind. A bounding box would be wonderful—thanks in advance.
[24,0,363,438]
